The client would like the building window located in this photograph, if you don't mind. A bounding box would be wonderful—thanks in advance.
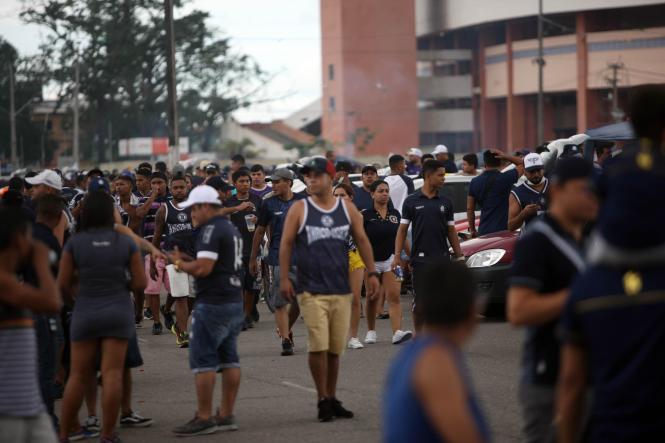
[328,64,334,81]
[329,96,336,112]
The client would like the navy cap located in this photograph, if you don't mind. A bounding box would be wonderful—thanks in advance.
[206,176,233,192]
[301,156,336,178]
[88,177,111,193]
[550,157,593,185]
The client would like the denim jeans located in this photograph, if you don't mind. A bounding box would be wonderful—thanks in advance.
[189,302,244,373]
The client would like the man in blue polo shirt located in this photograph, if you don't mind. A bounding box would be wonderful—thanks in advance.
[557,85,665,443]
[393,160,464,332]
[467,149,523,237]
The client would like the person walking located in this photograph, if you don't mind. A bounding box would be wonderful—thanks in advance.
[432,145,458,173]
[352,165,379,211]
[507,157,597,443]
[362,180,412,345]
[383,155,415,214]
[280,156,380,422]
[57,191,147,443]
[393,160,464,333]
[331,184,366,350]
[249,164,272,198]
[405,148,423,175]
[225,169,262,329]
[249,168,304,356]
[383,260,490,443]
[0,207,61,443]
[113,174,141,234]
[167,185,244,437]
[151,174,195,347]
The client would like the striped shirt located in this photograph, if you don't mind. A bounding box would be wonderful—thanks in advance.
[0,327,44,416]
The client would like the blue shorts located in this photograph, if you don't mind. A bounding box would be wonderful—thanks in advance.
[189,302,244,373]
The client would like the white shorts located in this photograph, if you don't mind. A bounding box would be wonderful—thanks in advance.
[375,255,394,274]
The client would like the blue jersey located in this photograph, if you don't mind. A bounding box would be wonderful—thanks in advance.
[384,336,490,443]
[257,193,305,266]
[194,215,243,304]
[510,178,548,231]
[295,197,351,295]
[469,169,519,235]
[163,200,194,256]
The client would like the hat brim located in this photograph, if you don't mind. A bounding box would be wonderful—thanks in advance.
[269,175,293,182]
[179,196,222,208]
[525,166,544,172]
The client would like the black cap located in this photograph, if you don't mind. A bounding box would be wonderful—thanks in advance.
[87,168,103,178]
[205,162,220,172]
[207,176,233,192]
[551,157,593,185]
[151,171,168,182]
[300,156,336,178]
[335,160,352,173]
[361,164,378,174]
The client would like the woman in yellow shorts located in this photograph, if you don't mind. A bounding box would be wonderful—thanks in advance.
[333,183,366,349]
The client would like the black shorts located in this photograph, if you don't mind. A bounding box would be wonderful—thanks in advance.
[241,258,255,292]
[411,258,450,312]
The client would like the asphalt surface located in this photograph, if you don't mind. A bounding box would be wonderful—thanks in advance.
[71,299,523,443]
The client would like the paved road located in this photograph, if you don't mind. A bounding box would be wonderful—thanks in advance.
[78,300,523,443]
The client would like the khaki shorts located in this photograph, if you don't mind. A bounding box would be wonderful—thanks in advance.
[297,292,352,355]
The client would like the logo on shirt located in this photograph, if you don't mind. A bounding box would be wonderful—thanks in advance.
[415,205,424,210]
[321,215,334,228]
[202,225,214,244]
[177,212,188,223]
[274,211,283,216]
[306,225,349,245]
[92,241,110,247]
[440,205,446,213]
[388,215,398,223]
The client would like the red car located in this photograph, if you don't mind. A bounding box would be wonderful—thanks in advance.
[460,230,519,304]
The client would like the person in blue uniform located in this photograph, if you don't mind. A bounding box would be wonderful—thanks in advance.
[557,85,665,443]
[167,185,245,437]
[279,156,380,422]
[508,153,549,232]
[383,260,490,443]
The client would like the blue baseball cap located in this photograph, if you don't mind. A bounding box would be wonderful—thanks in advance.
[88,177,111,193]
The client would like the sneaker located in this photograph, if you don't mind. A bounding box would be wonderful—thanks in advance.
[120,411,153,428]
[143,307,153,320]
[281,338,294,356]
[347,337,364,349]
[84,415,101,432]
[331,397,354,418]
[213,410,238,432]
[177,331,189,348]
[364,330,377,344]
[134,318,142,329]
[392,330,413,345]
[69,427,99,441]
[317,398,334,422]
[377,311,390,319]
[161,305,175,332]
[244,317,255,329]
[172,416,217,437]
[152,322,163,335]
[99,434,122,443]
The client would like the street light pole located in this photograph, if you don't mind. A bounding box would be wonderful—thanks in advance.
[536,0,545,144]
[73,59,80,168]
[164,0,179,168]
[8,62,17,169]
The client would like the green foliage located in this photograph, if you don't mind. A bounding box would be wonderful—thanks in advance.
[284,137,332,159]
[20,0,265,161]
[219,137,263,159]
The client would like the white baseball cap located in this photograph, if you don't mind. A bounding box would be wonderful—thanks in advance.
[25,170,62,191]
[406,147,423,158]
[524,153,545,171]
[179,185,222,208]
[432,145,449,155]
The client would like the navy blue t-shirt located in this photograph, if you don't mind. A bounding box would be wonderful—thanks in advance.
[509,215,585,386]
[194,215,243,304]
[352,186,373,212]
[257,193,305,266]
[401,190,454,263]
[561,266,665,442]
[510,178,549,231]
[469,168,519,235]
[225,194,262,259]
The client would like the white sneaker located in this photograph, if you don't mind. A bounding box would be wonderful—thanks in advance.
[392,330,413,345]
[347,337,364,349]
[364,330,377,344]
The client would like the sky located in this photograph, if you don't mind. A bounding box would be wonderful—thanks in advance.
[0,0,322,123]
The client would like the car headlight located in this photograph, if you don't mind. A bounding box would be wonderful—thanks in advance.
[466,249,506,268]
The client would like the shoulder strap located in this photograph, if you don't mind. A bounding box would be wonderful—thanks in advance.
[529,220,586,273]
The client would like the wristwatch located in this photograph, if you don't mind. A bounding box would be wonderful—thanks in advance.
[367,271,381,280]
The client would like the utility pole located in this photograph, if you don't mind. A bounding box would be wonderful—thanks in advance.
[8,62,17,169]
[73,59,80,168]
[606,61,625,122]
[164,0,179,167]
[536,0,545,144]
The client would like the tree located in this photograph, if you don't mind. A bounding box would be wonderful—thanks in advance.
[20,0,265,162]
[0,38,48,167]
[284,137,332,159]
[219,137,263,159]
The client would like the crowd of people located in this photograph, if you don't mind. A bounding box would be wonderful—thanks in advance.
[0,85,663,443]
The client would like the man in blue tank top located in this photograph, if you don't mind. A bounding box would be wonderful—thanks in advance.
[280,156,380,422]
[383,260,490,443]
[508,153,549,232]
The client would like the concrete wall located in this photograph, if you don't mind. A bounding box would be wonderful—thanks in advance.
[416,0,664,34]
[419,109,473,132]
